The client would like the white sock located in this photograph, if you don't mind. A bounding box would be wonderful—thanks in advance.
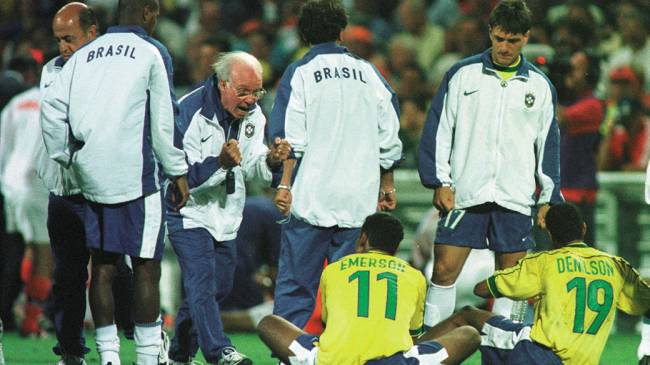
[96,324,120,365]
[248,301,274,327]
[492,297,516,318]
[135,321,162,365]
[424,283,456,327]
[638,317,650,359]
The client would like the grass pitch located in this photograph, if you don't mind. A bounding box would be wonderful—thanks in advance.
[2,330,640,364]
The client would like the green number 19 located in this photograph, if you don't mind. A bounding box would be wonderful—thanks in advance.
[348,270,398,320]
[566,277,613,334]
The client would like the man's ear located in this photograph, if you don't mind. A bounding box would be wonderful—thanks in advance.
[87,24,97,39]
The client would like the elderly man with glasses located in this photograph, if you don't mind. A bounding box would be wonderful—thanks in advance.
[165,51,290,365]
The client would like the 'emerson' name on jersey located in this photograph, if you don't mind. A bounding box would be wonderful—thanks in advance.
[339,256,406,272]
[87,45,136,63]
[314,66,367,84]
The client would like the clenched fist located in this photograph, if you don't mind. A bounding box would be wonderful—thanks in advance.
[267,137,292,168]
[219,139,242,169]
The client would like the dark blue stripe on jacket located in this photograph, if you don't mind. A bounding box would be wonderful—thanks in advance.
[417,53,482,188]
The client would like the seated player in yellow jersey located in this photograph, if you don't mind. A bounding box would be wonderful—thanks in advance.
[422,203,650,365]
[257,212,480,365]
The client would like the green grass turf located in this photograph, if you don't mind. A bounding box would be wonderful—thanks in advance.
[2,331,640,364]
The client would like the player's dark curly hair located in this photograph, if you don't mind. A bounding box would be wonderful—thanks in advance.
[361,212,404,255]
[545,203,585,245]
[298,0,347,45]
[488,0,532,35]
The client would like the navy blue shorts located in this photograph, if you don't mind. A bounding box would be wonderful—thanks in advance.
[84,191,165,260]
[435,203,534,253]
[480,316,562,364]
[288,334,448,365]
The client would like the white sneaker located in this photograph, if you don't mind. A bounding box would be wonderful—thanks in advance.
[217,347,252,365]
[159,330,170,365]
[56,354,87,365]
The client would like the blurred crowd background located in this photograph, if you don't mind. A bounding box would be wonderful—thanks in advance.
[1,0,649,170]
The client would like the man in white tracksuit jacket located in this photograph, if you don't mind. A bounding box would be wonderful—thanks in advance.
[417,0,563,328]
[270,0,403,330]
[165,51,289,365]
[40,1,189,364]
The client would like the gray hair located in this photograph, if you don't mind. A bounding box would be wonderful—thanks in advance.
[212,51,262,81]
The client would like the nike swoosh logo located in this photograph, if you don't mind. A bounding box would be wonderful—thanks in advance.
[44,82,53,88]
[201,135,212,143]
[464,89,479,96]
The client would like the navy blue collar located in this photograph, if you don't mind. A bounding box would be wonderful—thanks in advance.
[199,76,241,140]
[106,25,148,36]
[54,55,65,68]
[481,48,530,78]
[306,42,348,57]
[199,75,230,123]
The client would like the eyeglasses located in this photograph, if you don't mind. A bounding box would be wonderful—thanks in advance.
[225,80,267,100]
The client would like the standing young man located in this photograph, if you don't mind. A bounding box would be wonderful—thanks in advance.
[258,213,480,365]
[427,203,650,364]
[40,1,189,364]
[270,0,403,330]
[417,0,562,326]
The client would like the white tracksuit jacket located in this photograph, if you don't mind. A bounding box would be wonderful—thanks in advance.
[40,25,187,204]
[166,76,273,242]
[418,49,563,216]
[36,56,81,196]
[269,42,403,228]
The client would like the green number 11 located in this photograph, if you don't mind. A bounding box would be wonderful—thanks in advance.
[566,277,613,334]
[348,270,398,320]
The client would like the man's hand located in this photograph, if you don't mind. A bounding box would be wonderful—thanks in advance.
[219,139,241,169]
[377,188,397,211]
[267,137,291,168]
[536,204,551,228]
[433,186,454,213]
[274,188,292,216]
[170,175,189,210]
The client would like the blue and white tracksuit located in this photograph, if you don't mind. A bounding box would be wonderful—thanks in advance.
[269,42,402,328]
[166,75,272,363]
[40,25,187,204]
[418,49,563,216]
[37,55,90,358]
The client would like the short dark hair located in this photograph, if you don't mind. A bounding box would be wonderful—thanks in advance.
[545,203,585,245]
[117,0,158,23]
[298,0,347,45]
[488,0,532,35]
[361,213,404,255]
[78,6,98,32]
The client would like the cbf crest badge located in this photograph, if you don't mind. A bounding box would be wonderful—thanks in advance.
[244,122,255,138]
[525,92,535,108]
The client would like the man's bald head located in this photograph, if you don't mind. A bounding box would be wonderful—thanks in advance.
[53,2,98,61]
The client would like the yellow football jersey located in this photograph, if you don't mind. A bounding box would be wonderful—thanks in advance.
[316,251,427,365]
[487,242,650,365]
